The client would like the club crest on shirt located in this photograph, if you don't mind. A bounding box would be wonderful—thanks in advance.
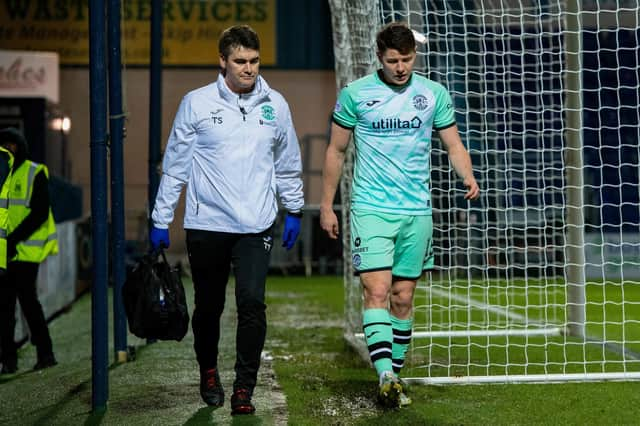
[413,94,428,110]
[261,105,275,121]
[334,101,342,113]
[352,254,361,267]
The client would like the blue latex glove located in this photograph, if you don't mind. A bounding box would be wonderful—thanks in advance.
[282,213,301,250]
[150,226,170,250]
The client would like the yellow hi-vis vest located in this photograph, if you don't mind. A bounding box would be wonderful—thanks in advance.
[8,160,58,263]
[0,147,13,270]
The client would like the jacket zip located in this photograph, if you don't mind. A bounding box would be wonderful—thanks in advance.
[238,94,246,121]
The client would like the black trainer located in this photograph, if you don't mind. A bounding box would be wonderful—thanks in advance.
[231,388,255,415]
[200,368,224,407]
[33,355,57,371]
[1,359,17,374]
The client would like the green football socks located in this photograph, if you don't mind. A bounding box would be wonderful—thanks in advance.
[390,314,413,375]
[363,308,393,376]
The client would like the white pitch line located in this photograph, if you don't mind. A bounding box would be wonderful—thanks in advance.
[424,285,549,327]
[420,284,640,360]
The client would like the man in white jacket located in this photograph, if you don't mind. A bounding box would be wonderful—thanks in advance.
[150,24,304,415]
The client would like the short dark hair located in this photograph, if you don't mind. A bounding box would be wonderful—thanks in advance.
[218,25,260,58]
[376,22,416,55]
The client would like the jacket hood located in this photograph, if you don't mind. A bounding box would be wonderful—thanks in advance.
[0,127,28,167]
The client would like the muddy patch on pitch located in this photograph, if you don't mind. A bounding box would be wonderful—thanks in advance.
[317,395,378,419]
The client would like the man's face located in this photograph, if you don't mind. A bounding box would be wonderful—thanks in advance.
[377,48,416,86]
[220,46,260,94]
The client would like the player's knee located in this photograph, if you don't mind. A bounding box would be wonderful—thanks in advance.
[364,288,390,307]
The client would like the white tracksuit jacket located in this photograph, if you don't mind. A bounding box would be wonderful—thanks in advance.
[152,74,304,234]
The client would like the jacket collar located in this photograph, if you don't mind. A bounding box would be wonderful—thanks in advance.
[216,73,271,113]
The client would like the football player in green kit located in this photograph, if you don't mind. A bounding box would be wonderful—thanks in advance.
[320,22,480,408]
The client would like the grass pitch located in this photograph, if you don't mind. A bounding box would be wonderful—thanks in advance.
[0,274,639,424]
[267,276,640,424]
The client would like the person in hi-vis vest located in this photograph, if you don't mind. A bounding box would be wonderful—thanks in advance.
[0,127,58,375]
[0,146,13,271]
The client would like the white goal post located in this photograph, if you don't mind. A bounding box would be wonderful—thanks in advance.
[329,0,640,384]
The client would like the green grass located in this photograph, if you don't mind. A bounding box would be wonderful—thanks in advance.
[266,276,640,424]
[401,277,640,379]
[1,275,640,424]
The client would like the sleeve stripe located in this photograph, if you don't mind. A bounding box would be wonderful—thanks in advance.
[433,121,456,131]
[332,116,355,130]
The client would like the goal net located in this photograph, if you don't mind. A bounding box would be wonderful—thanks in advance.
[329,0,640,384]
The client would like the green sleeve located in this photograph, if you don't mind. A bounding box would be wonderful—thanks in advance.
[433,85,456,129]
[332,85,357,129]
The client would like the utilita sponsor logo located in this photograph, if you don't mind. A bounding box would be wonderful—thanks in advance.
[0,58,46,89]
[371,116,422,130]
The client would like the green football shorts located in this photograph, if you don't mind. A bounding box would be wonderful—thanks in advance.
[350,209,433,279]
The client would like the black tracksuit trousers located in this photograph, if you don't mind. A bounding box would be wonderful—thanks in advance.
[186,227,273,392]
[0,261,53,365]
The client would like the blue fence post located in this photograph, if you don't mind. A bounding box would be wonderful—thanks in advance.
[148,0,162,222]
[107,0,128,363]
[89,0,109,411]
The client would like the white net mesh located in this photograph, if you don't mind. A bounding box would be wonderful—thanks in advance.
[328,0,381,349]
[331,0,640,383]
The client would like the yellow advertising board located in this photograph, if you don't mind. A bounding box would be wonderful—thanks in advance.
[0,0,276,66]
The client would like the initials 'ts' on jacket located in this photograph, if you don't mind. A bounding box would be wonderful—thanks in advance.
[152,74,304,234]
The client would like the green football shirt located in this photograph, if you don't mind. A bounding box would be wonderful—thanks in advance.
[333,71,455,215]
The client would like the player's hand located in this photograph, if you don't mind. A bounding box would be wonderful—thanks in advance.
[320,206,340,239]
[150,225,170,250]
[463,176,480,200]
[282,213,301,250]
